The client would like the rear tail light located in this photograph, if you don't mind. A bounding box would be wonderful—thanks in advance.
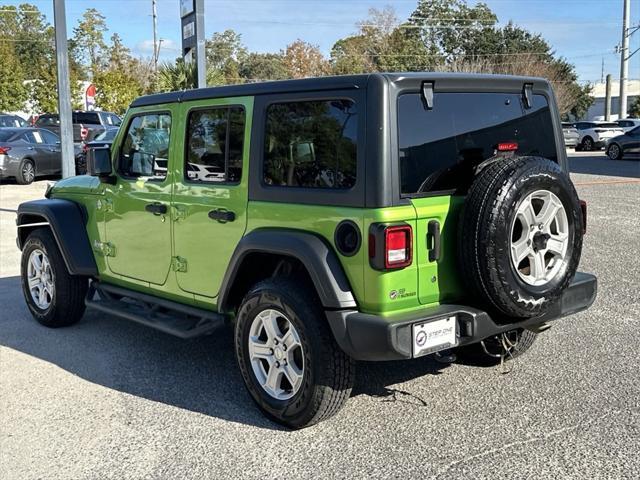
[369,223,413,270]
[580,200,587,234]
[80,127,88,140]
[0,146,11,155]
[82,143,88,153]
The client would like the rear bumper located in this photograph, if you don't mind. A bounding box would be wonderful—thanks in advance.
[327,272,597,361]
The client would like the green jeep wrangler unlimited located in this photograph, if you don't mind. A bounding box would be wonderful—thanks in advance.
[17,73,597,428]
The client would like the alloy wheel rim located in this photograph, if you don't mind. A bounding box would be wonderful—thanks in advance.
[23,162,34,182]
[27,248,54,309]
[510,190,569,286]
[609,145,619,159]
[248,308,304,401]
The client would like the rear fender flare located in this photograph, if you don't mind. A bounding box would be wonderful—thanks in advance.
[218,229,356,312]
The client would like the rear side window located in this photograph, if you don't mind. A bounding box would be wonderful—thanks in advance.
[398,92,557,196]
[185,106,245,183]
[119,113,171,180]
[74,112,100,124]
[263,99,357,189]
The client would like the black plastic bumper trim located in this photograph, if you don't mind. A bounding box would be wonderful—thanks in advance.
[326,272,597,361]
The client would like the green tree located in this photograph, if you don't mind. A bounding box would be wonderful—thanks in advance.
[157,59,224,92]
[93,70,142,114]
[0,41,28,111]
[71,8,108,76]
[282,40,329,79]
[239,53,288,81]
[206,29,247,84]
[628,96,640,118]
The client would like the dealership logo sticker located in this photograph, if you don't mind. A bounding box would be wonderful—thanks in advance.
[389,290,398,300]
[416,330,427,347]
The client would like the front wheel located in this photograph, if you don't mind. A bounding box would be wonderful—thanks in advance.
[21,229,87,327]
[234,278,355,429]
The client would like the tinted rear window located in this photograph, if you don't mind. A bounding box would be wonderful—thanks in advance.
[597,123,620,128]
[398,92,557,195]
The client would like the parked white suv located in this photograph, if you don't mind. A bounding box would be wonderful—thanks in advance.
[575,121,624,151]
[615,118,640,133]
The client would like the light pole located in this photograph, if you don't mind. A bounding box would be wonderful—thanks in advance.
[53,0,75,178]
[618,0,630,119]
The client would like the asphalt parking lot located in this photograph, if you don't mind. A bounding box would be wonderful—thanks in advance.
[1,151,639,479]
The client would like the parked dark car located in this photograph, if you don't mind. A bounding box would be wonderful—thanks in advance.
[561,122,579,148]
[0,114,28,128]
[35,111,121,143]
[0,128,82,184]
[606,126,640,160]
[75,127,119,174]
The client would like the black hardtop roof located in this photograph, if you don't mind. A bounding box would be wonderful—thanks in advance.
[130,72,549,108]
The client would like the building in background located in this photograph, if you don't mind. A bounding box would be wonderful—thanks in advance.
[583,79,640,121]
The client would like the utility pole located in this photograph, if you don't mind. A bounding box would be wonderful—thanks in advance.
[152,0,159,74]
[53,0,75,179]
[618,0,630,119]
[605,74,612,121]
[601,57,605,84]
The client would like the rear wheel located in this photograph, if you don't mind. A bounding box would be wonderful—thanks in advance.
[234,277,355,429]
[21,229,87,327]
[607,143,622,160]
[456,329,538,366]
[16,159,35,185]
[581,136,594,151]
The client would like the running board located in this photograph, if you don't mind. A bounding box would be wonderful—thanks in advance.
[85,281,226,339]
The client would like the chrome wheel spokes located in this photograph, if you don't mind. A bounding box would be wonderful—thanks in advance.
[248,309,304,400]
[510,190,569,286]
[27,249,54,309]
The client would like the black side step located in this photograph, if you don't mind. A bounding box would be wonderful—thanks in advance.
[85,281,226,339]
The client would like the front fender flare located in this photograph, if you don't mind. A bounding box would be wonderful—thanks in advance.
[218,229,357,312]
[17,199,98,277]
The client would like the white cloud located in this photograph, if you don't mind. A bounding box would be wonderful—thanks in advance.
[134,38,179,58]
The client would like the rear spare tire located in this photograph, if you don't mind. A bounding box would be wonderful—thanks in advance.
[459,156,583,319]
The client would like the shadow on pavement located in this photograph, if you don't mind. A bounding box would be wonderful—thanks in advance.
[569,155,640,178]
[0,276,449,428]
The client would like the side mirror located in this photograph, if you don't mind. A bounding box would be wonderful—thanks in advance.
[87,146,114,182]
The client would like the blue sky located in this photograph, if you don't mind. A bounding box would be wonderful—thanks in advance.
[2,0,639,83]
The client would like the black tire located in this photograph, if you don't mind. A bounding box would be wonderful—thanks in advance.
[581,136,594,151]
[456,329,538,366]
[21,228,87,327]
[16,158,35,185]
[607,143,623,160]
[234,277,355,429]
[459,156,583,319]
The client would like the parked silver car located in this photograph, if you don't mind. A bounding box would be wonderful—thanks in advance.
[0,128,81,184]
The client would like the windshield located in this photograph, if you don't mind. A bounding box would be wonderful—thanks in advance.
[398,92,557,195]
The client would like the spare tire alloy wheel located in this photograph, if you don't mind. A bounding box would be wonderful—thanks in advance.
[27,248,54,310]
[459,156,583,320]
[248,309,304,400]
[510,190,569,287]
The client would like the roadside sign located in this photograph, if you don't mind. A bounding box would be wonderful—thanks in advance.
[180,0,194,18]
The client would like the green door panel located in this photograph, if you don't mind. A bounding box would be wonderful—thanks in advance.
[410,195,464,305]
[103,106,177,286]
[104,179,173,285]
[172,97,254,298]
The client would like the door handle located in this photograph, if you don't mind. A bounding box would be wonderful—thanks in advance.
[427,220,441,262]
[208,208,236,223]
[145,202,167,216]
